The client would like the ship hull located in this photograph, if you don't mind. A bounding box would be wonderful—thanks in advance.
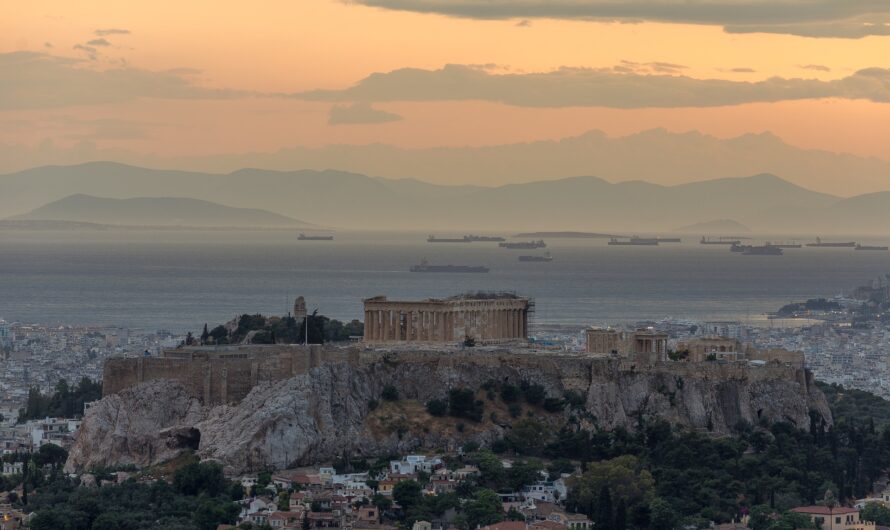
[410,265,489,273]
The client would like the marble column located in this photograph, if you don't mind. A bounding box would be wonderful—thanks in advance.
[439,310,446,341]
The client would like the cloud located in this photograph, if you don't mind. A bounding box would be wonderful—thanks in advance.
[611,61,685,75]
[73,44,99,61]
[515,19,531,27]
[294,63,890,109]
[86,38,112,47]
[352,0,890,38]
[94,28,130,36]
[0,52,246,110]
[730,67,756,73]
[328,102,403,125]
[799,64,832,72]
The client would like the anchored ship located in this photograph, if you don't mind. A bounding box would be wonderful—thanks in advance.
[855,244,889,251]
[298,233,334,241]
[500,240,546,249]
[427,235,469,243]
[519,252,553,262]
[741,245,783,256]
[701,236,742,245]
[770,241,802,248]
[463,235,506,242]
[410,259,489,273]
[805,237,856,248]
[608,237,659,246]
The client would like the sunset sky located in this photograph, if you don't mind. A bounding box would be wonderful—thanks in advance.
[3,0,890,191]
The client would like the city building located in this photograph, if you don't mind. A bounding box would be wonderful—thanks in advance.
[790,506,876,530]
[701,321,747,340]
[363,294,530,344]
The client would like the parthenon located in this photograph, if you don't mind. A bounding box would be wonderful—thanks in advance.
[362,293,530,344]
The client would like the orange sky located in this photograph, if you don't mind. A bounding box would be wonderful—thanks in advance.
[3,0,890,183]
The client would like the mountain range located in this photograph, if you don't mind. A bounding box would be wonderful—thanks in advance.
[2,161,889,234]
[5,129,890,195]
[10,194,311,228]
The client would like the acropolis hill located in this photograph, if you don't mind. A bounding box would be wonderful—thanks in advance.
[71,343,830,475]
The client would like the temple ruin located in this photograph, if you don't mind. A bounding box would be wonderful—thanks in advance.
[362,293,530,344]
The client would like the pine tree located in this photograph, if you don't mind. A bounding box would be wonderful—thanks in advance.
[615,499,627,530]
[596,485,613,530]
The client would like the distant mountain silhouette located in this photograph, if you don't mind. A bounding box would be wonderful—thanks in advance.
[11,194,313,228]
[1,162,889,234]
[6,128,890,195]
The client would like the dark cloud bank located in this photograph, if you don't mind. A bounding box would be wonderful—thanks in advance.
[354,0,890,38]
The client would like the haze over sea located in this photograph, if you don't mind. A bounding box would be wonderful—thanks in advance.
[1,229,888,333]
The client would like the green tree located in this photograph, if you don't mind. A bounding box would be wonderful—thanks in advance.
[505,460,544,491]
[392,480,424,511]
[426,399,448,416]
[861,503,890,525]
[381,385,399,401]
[649,497,678,530]
[449,388,484,422]
[506,419,552,455]
[615,498,628,530]
[595,486,613,530]
[567,455,655,522]
[462,489,504,529]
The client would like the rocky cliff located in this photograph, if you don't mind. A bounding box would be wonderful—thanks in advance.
[67,352,831,474]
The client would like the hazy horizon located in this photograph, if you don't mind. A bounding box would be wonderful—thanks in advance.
[4,0,890,198]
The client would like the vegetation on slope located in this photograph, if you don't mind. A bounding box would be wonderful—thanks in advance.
[12,373,890,530]
[18,377,102,421]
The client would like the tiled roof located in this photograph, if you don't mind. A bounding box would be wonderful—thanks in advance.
[791,506,859,515]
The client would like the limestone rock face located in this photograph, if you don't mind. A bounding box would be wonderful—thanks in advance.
[65,379,204,472]
[66,354,832,475]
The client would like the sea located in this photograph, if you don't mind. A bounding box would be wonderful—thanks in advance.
[1,229,888,333]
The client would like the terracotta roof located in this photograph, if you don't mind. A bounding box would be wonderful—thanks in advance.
[481,522,529,530]
[794,505,857,515]
[531,521,565,529]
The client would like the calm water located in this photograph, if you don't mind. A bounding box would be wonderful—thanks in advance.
[1,230,888,332]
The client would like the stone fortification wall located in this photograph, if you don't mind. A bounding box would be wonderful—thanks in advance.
[103,345,358,405]
[103,345,808,408]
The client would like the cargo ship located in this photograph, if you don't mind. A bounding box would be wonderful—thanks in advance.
[464,235,506,242]
[410,260,489,273]
[855,244,889,251]
[805,237,857,248]
[427,235,470,243]
[655,237,682,243]
[730,243,750,253]
[519,252,553,262]
[770,241,802,249]
[499,240,546,249]
[701,237,741,245]
[608,237,659,246]
[741,245,783,256]
[298,233,334,241]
